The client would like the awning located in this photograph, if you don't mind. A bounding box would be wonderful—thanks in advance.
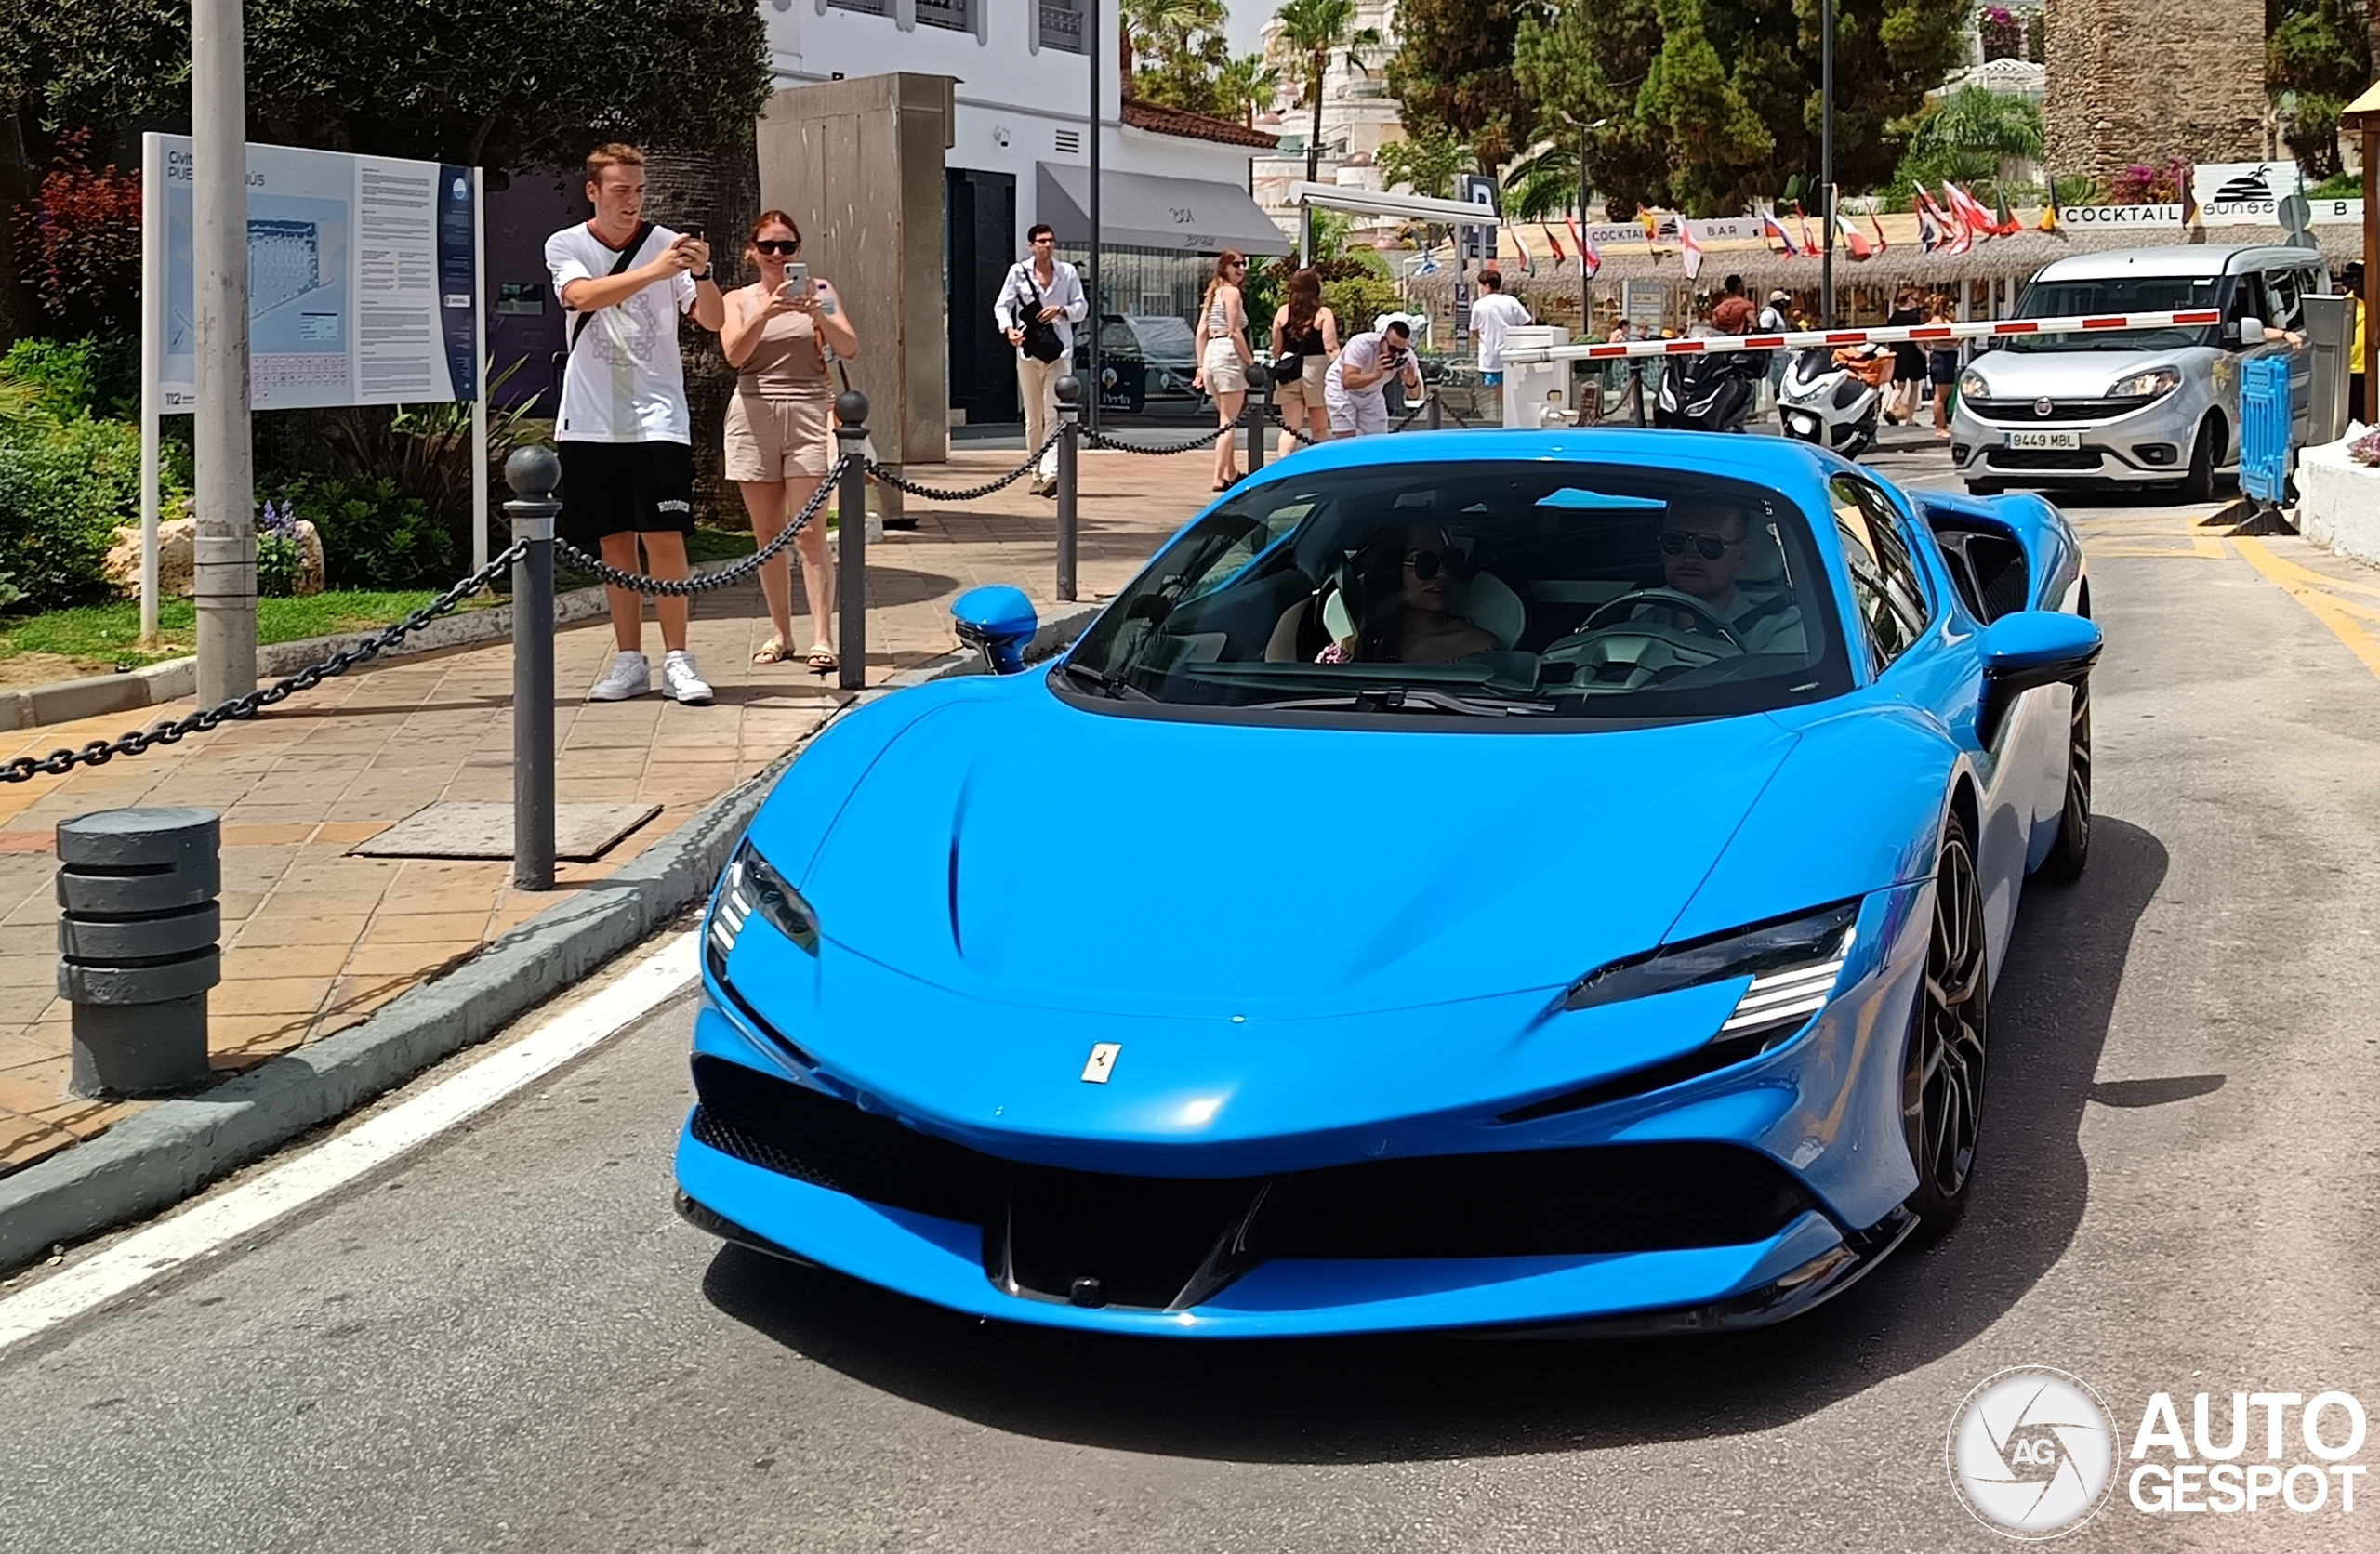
[1287,180,1496,227]
[1038,164,1291,257]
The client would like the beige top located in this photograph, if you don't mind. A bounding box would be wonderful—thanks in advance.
[734,294,832,401]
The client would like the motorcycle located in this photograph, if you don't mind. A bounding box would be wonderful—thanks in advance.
[1777,345,1884,459]
[1652,348,1763,432]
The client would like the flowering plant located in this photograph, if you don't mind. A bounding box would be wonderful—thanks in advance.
[255,499,303,598]
[1978,6,2025,61]
[2350,428,2380,469]
[2109,158,2188,205]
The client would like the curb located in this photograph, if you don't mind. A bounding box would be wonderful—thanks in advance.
[0,600,1101,1272]
[0,557,755,736]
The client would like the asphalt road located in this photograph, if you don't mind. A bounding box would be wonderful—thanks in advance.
[5,441,2379,1553]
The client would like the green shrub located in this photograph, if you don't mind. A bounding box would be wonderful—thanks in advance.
[276,474,453,589]
[0,416,142,610]
[1322,275,1405,335]
[0,335,139,423]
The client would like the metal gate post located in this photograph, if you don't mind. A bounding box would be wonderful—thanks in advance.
[504,447,560,890]
[1245,362,1270,474]
[1054,375,1080,603]
[835,392,870,692]
[59,808,221,1097]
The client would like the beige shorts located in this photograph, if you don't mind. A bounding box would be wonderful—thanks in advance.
[724,393,832,482]
[1272,354,1331,411]
[1201,339,1249,395]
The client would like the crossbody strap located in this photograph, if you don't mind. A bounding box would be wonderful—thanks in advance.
[564,222,654,353]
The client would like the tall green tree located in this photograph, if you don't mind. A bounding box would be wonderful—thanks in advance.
[1123,0,1235,116]
[1274,0,1383,184]
[1514,0,1966,217]
[1212,52,1283,127]
[1885,85,2043,200]
[1375,125,1469,201]
[1388,0,1537,177]
[2268,0,2373,178]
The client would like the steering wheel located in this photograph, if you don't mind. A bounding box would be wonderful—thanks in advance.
[1579,587,1747,650]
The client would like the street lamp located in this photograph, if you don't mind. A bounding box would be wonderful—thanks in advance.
[1555,111,1608,333]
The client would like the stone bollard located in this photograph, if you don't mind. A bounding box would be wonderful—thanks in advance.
[57,808,222,1098]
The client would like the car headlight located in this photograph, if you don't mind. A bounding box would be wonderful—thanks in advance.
[2108,366,2181,400]
[1564,902,1859,1042]
[1957,369,1990,401]
[707,839,819,981]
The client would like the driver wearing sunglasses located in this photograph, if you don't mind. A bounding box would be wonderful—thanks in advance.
[1646,503,1804,654]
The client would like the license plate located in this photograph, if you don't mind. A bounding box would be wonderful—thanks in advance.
[2004,429,2081,451]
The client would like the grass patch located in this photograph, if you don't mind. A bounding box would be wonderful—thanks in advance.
[0,590,503,674]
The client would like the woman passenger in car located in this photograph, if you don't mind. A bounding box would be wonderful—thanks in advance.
[1317,523,1499,664]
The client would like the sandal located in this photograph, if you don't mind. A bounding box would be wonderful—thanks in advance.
[804,647,839,674]
[752,638,790,665]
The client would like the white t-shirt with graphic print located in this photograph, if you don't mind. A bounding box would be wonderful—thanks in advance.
[546,222,697,443]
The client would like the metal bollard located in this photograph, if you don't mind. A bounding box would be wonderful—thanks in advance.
[58,808,221,1098]
[1426,378,1443,431]
[835,391,870,692]
[505,447,561,891]
[1244,361,1270,475]
[1054,375,1081,603]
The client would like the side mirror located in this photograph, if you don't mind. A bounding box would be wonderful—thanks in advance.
[1977,610,2101,744]
[2231,315,2264,348]
[951,585,1038,676]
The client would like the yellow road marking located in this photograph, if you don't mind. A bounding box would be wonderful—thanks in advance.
[2231,535,2380,683]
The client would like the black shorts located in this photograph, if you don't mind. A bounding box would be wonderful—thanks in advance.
[558,441,696,545]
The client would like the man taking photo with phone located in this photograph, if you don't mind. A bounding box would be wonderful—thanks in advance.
[547,142,727,704]
[1322,319,1422,438]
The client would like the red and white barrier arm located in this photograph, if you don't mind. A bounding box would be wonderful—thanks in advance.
[1500,309,2226,364]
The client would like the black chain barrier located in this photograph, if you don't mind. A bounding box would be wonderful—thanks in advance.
[554,454,849,596]
[4,542,528,784]
[1083,424,1235,455]
[865,431,1064,502]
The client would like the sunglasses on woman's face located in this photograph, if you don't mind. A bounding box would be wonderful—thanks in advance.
[1403,549,1458,580]
[754,240,800,256]
[1659,531,1737,560]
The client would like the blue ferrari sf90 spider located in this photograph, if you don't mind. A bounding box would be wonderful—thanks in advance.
[675,430,2099,1337]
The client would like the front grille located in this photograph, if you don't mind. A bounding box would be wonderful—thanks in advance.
[690,1057,1819,1310]
[1986,448,2103,471]
[1964,396,2151,423]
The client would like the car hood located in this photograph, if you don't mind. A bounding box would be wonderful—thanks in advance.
[775,683,1801,1020]
[1968,345,2191,397]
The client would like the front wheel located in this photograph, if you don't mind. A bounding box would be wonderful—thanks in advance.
[2177,416,2218,505]
[1903,810,1990,1237]
[2041,676,2092,881]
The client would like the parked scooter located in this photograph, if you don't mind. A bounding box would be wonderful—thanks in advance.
[1652,349,1763,432]
[1777,345,1884,459]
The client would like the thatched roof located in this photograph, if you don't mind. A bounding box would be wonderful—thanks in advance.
[1419,224,2357,309]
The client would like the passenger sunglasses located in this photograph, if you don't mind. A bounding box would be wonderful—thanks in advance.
[1659,532,1737,560]
[753,240,801,256]
[1402,549,1458,580]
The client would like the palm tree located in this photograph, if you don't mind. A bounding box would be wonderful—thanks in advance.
[1214,52,1282,128]
[1274,0,1383,187]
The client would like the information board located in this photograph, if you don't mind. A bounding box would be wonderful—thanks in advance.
[148,134,480,412]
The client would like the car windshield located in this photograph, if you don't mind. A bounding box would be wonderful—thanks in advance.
[1060,460,1854,726]
[2003,274,2224,352]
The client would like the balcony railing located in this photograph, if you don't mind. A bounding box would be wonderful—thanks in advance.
[1038,1,1083,53]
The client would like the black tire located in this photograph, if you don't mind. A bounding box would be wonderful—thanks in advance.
[2177,416,2217,504]
[2041,675,2092,881]
[1903,810,1990,1237]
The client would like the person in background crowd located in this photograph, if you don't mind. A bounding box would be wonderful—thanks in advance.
[1759,289,1792,401]
[721,211,858,674]
[1925,294,1960,440]
[1885,286,1925,426]
[1470,267,1532,388]
[1191,250,1254,491]
[993,224,1087,499]
[547,142,725,705]
[1323,318,1421,438]
[1269,268,1340,456]
[1712,274,1757,336]
[2344,263,2367,425]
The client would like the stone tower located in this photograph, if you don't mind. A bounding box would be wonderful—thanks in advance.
[2043,0,2267,181]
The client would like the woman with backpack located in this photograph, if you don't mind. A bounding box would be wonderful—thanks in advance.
[1267,268,1339,457]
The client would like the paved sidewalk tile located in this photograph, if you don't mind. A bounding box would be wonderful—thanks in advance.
[0,447,1210,1176]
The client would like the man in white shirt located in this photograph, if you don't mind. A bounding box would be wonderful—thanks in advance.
[547,143,726,704]
[993,224,1089,498]
[1323,320,1422,437]
[1758,288,1792,401]
[1469,268,1533,387]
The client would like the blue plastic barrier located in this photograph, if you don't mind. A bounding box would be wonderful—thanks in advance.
[2241,354,2292,504]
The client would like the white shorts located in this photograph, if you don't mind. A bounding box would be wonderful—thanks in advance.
[1325,387,1389,437]
[1201,339,1249,394]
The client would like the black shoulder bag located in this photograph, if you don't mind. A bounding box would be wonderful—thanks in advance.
[1016,270,1067,364]
[552,222,654,375]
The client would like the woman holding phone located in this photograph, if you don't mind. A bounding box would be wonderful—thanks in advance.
[720,211,858,672]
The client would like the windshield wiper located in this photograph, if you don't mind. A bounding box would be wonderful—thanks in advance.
[1058,661,1153,701]
[1258,685,1564,718]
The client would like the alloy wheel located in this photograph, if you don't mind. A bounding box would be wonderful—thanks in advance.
[1904,821,1989,1232]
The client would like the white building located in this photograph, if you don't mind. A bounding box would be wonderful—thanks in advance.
[762,1,1286,421]
[1250,0,1406,225]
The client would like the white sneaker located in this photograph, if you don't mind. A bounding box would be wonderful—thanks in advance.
[588,650,651,702]
[663,650,714,705]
